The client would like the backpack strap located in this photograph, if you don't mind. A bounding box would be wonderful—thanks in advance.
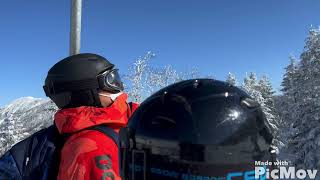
[47,125,69,180]
[85,125,121,175]
[126,102,133,118]
[85,125,119,147]
[56,124,121,176]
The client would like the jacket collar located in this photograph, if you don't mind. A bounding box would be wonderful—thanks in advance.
[54,93,129,134]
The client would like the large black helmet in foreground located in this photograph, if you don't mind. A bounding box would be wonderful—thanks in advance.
[120,79,275,180]
[43,53,124,109]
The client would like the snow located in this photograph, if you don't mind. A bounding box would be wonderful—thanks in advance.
[0,97,58,155]
[1,97,43,115]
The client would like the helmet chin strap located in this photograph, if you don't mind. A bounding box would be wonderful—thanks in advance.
[98,92,123,101]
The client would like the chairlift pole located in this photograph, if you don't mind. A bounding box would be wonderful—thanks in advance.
[69,0,82,55]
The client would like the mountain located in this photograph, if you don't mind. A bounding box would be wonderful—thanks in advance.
[0,97,58,155]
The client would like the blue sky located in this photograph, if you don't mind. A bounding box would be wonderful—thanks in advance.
[0,0,320,107]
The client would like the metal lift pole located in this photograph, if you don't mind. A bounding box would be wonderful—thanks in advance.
[69,0,82,55]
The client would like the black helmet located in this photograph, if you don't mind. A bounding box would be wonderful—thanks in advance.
[120,79,275,180]
[43,53,124,109]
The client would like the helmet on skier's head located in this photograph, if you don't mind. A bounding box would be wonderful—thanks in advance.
[43,53,124,109]
[120,79,275,180]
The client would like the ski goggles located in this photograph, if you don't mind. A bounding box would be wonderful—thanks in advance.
[97,69,124,93]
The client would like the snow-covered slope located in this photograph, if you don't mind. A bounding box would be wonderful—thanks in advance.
[0,97,58,155]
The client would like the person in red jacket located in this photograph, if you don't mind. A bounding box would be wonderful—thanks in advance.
[43,53,138,180]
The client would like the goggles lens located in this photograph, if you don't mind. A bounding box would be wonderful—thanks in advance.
[99,69,124,92]
[107,70,122,88]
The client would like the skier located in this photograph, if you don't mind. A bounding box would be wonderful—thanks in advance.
[119,79,276,180]
[0,53,138,180]
[45,53,139,180]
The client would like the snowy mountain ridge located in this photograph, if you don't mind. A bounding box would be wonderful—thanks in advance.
[1,97,43,115]
[0,97,58,155]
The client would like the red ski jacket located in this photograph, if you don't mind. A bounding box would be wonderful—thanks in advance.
[54,93,138,180]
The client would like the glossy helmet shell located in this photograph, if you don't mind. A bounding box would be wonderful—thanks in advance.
[122,79,275,179]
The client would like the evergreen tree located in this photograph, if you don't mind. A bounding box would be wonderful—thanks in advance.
[258,76,279,126]
[242,72,264,105]
[258,76,274,100]
[283,28,320,169]
[278,57,300,129]
[242,73,278,131]
[0,117,15,155]
[226,72,237,86]
[281,56,299,95]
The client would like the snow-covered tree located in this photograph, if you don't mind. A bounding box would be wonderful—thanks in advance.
[123,51,155,102]
[277,57,300,130]
[283,28,320,170]
[242,73,265,106]
[281,57,299,95]
[242,73,278,132]
[257,76,279,127]
[146,65,180,95]
[241,72,284,153]
[226,72,237,86]
[258,76,274,100]
[124,52,200,103]
[0,117,15,155]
